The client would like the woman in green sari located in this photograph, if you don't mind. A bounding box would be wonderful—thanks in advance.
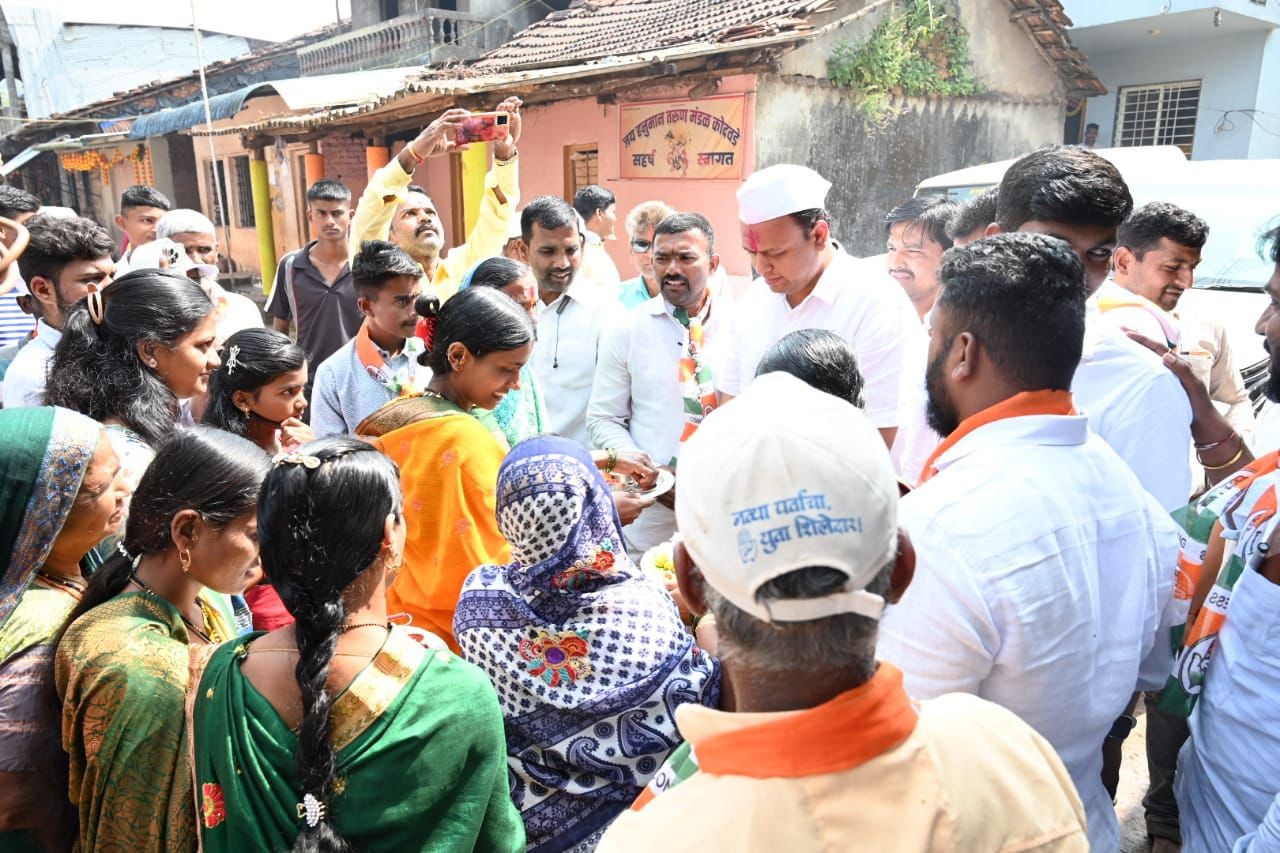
[190,437,524,852]
[54,426,270,852]
[0,406,128,852]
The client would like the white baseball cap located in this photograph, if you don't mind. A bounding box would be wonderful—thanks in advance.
[737,164,832,225]
[675,371,899,622]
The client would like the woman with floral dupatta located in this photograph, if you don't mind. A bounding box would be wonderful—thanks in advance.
[190,438,524,852]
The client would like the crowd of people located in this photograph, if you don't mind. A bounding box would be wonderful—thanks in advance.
[1,97,1279,853]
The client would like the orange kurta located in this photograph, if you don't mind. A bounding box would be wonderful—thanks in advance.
[374,410,511,651]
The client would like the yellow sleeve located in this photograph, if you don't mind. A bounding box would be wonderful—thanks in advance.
[436,155,520,301]
[348,156,415,256]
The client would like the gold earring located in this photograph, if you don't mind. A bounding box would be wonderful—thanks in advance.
[386,550,404,572]
[148,359,158,368]
[179,549,191,573]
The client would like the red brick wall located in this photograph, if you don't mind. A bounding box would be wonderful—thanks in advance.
[318,136,370,202]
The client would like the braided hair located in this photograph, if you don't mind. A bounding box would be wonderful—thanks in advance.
[257,437,403,851]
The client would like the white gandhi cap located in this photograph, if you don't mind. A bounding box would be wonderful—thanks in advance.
[675,371,899,622]
[737,164,832,225]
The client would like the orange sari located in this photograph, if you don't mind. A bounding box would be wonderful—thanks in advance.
[363,395,511,651]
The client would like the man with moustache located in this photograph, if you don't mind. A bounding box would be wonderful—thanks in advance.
[588,212,730,556]
[876,233,1178,853]
[349,99,522,303]
[884,195,959,321]
[717,164,921,447]
[525,195,620,445]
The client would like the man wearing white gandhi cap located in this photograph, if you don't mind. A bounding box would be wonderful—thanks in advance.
[595,371,1090,852]
[715,164,922,447]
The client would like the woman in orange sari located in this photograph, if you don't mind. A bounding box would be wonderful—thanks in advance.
[358,286,533,650]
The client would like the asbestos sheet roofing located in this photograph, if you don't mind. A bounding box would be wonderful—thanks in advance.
[269,68,422,112]
[472,0,834,70]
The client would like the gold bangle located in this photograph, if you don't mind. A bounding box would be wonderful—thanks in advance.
[1200,436,1246,471]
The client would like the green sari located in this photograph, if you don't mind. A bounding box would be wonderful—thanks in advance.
[0,406,102,852]
[191,627,525,852]
[55,591,200,853]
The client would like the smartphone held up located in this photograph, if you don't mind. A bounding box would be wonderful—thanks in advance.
[455,112,510,145]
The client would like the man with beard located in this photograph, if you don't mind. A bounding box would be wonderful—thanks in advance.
[309,240,428,436]
[884,195,958,321]
[989,146,1193,512]
[524,195,620,444]
[3,214,114,408]
[876,233,1178,853]
[1098,202,1254,443]
[587,212,730,556]
[349,99,522,303]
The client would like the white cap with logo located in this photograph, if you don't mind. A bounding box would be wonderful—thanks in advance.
[737,164,832,225]
[675,371,899,623]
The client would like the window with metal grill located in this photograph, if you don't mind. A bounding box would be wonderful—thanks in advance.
[206,158,229,227]
[232,156,255,228]
[1114,80,1201,156]
[564,145,598,201]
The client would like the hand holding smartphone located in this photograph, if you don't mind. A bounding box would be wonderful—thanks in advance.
[454,112,510,145]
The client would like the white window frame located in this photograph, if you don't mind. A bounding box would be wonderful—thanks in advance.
[1113,80,1201,156]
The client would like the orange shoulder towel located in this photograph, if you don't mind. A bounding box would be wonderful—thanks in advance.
[918,390,1076,484]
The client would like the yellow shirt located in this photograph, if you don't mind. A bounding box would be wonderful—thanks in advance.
[349,154,520,303]
[599,666,1088,853]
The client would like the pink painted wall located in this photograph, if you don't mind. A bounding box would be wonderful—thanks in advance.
[424,74,758,278]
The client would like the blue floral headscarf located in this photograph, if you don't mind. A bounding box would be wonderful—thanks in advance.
[453,435,719,852]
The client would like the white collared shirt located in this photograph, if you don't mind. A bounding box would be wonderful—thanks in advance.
[716,250,922,427]
[1074,297,1193,510]
[2,319,62,408]
[587,292,731,554]
[532,280,621,445]
[877,412,1177,853]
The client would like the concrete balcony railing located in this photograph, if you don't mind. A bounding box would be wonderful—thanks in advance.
[298,10,513,76]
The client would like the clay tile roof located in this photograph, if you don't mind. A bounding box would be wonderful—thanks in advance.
[472,0,837,71]
[1009,0,1107,97]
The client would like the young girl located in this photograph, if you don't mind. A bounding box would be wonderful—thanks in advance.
[203,327,312,455]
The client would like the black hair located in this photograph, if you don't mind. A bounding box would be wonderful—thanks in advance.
[119,184,172,213]
[1085,122,1100,131]
[788,208,831,236]
[521,195,578,243]
[572,184,615,220]
[17,214,115,288]
[995,145,1132,232]
[1262,221,1280,265]
[946,190,998,242]
[405,185,431,199]
[417,285,534,372]
[468,256,529,291]
[936,232,1086,391]
[45,270,214,447]
[257,437,402,852]
[203,328,307,437]
[1117,201,1209,257]
[653,212,716,253]
[306,179,351,204]
[755,329,865,407]
[884,195,959,249]
[350,240,420,299]
[0,185,40,220]
[66,427,269,624]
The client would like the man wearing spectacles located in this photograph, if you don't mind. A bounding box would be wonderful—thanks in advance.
[617,201,676,310]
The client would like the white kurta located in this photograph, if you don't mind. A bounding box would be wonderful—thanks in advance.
[877,413,1178,853]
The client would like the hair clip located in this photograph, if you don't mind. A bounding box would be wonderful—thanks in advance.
[274,452,321,469]
[224,344,242,374]
[86,285,106,325]
[296,793,326,827]
[116,541,132,560]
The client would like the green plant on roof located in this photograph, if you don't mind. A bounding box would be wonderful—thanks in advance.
[827,0,980,126]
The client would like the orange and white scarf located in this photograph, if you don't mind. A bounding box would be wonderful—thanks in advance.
[354,321,423,398]
[918,390,1077,483]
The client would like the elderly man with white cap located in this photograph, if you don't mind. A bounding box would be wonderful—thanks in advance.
[718,164,922,446]
[596,371,1088,852]
[153,209,262,345]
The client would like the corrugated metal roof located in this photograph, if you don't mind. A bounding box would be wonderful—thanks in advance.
[128,84,268,139]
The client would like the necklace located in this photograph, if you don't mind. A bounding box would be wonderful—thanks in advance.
[129,572,214,645]
[35,570,87,598]
[341,622,390,633]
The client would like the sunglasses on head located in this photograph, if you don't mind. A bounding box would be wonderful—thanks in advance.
[630,239,652,253]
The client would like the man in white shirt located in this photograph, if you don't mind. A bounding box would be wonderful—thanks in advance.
[989,145,1193,511]
[1099,201,1254,439]
[588,212,728,555]
[884,195,958,321]
[877,233,1178,853]
[2,215,114,409]
[720,164,922,447]
[156,209,262,345]
[573,184,622,294]
[526,195,618,445]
